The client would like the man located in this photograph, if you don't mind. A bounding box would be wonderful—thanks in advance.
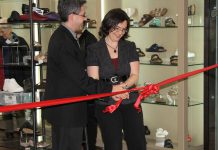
[43,0,127,150]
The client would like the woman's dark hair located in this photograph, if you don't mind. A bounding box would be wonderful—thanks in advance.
[58,0,86,22]
[99,8,130,39]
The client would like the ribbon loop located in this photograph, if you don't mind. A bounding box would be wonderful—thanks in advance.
[134,84,160,112]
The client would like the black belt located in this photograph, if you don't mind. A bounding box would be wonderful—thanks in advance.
[101,75,129,84]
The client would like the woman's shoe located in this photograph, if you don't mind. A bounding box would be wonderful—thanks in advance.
[170,55,178,65]
[138,14,154,27]
[136,48,145,57]
[150,54,163,65]
[165,18,176,27]
[149,18,161,27]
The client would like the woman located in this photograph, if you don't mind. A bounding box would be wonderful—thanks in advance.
[87,8,146,150]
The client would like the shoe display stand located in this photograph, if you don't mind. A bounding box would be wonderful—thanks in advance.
[0,0,56,149]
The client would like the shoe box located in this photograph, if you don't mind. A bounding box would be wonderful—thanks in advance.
[0,91,32,105]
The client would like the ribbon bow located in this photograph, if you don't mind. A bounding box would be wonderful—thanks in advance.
[134,84,160,112]
[103,84,160,113]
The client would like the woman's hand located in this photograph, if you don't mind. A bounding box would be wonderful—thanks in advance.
[112,84,129,101]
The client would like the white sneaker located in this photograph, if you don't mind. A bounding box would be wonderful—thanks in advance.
[3,79,10,92]
[7,78,24,93]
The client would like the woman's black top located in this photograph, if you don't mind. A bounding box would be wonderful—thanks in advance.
[87,38,139,105]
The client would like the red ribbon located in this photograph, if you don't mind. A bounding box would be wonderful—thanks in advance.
[133,84,160,112]
[0,64,217,113]
[103,63,218,113]
[103,98,123,113]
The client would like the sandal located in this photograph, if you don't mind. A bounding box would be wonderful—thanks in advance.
[150,54,163,64]
[149,8,168,17]
[146,43,167,52]
[160,8,168,16]
[170,55,178,65]
[138,14,154,27]
[136,48,145,57]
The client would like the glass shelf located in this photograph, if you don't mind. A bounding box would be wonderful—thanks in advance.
[130,26,178,29]
[139,62,203,66]
[0,63,31,67]
[129,25,204,29]
[0,22,96,29]
[142,98,203,107]
[188,25,204,27]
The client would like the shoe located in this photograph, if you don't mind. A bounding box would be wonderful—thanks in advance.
[170,55,178,65]
[149,18,161,27]
[4,78,24,92]
[144,125,151,135]
[160,8,168,16]
[44,12,60,21]
[20,12,48,21]
[146,43,166,52]
[7,11,20,22]
[150,54,163,65]
[165,18,176,27]
[188,4,196,16]
[22,3,36,14]
[164,139,173,148]
[138,14,154,27]
[3,79,10,92]
[136,48,145,57]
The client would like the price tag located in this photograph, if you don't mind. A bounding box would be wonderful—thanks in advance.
[4,95,17,105]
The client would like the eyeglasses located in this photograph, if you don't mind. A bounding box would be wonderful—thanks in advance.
[71,12,87,18]
[112,26,127,34]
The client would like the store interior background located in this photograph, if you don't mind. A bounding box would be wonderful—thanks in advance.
[0,0,205,149]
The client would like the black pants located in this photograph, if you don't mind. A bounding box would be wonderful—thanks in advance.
[96,103,146,150]
[87,103,98,150]
[52,125,83,150]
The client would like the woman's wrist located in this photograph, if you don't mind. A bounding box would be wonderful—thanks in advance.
[122,82,128,89]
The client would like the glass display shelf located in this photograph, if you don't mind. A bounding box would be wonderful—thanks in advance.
[0,63,31,67]
[129,25,203,28]
[139,62,203,66]
[130,26,178,29]
[0,22,96,29]
[188,25,204,28]
[142,98,203,107]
